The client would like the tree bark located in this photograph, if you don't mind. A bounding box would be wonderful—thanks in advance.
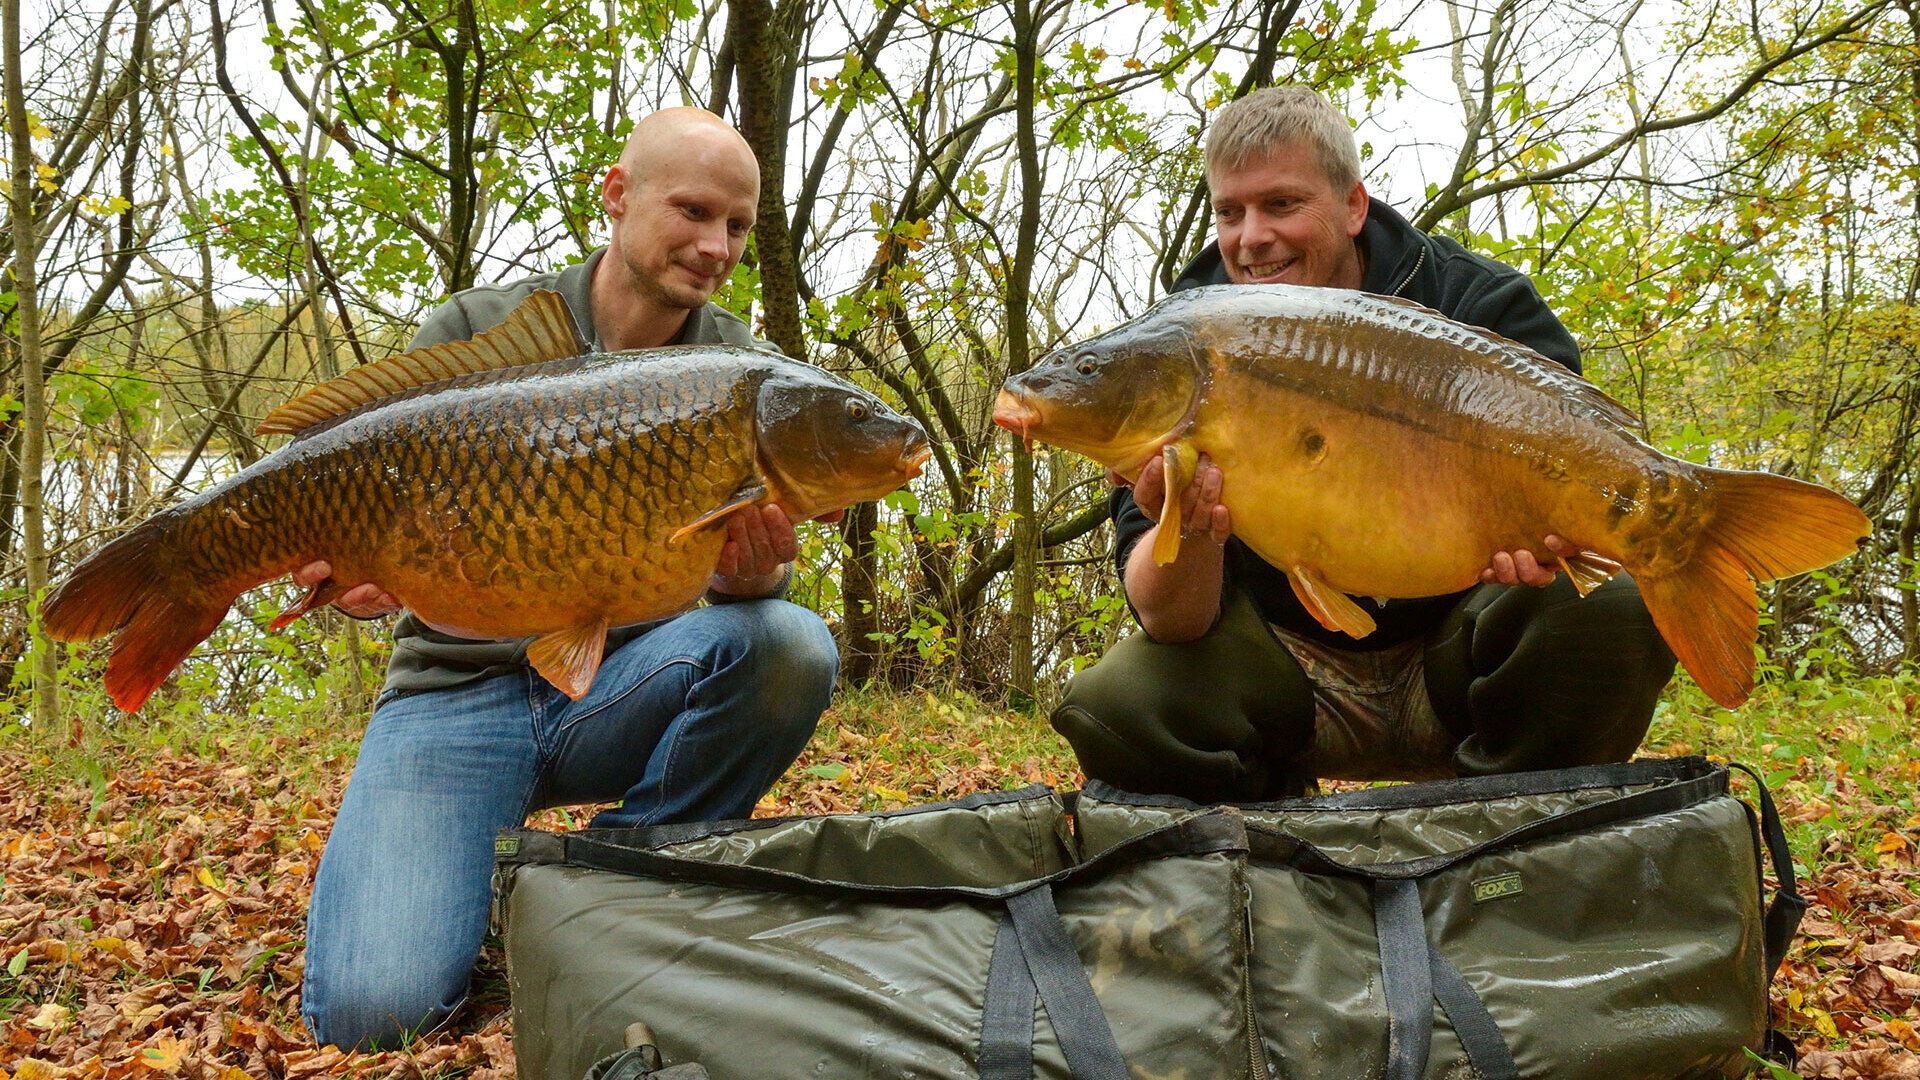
[1005,0,1044,700]
[729,0,808,361]
[5,0,64,734]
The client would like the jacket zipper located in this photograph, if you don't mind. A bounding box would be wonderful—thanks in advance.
[1390,246,1426,297]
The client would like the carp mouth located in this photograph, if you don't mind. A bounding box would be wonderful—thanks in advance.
[901,441,933,479]
[991,390,1041,451]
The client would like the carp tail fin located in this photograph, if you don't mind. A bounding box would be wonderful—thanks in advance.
[1699,467,1872,583]
[43,517,232,712]
[1638,469,1870,709]
[1636,547,1759,710]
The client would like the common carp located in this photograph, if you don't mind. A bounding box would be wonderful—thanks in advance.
[992,284,1870,708]
[47,290,930,711]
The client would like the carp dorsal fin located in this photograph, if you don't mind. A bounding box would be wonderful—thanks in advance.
[1361,292,1644,433]
[255,289,586,436]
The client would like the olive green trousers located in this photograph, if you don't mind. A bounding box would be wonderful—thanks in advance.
[1051,574,1677,802]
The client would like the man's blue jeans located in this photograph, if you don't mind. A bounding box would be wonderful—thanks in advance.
[300,600,837,1050]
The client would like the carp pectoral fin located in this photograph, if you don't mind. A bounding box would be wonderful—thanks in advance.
[1556,549,1623,598]
[269,577,350,632]
[1150,442,1200,566]
[527,618,610,701]
[1286,565,1377,639]
[670,483,770,544]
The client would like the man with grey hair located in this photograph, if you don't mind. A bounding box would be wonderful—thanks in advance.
[1051,84,1677,803]
[292,107,841,1050]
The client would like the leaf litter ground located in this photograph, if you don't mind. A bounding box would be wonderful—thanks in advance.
[1,681,1915,1078]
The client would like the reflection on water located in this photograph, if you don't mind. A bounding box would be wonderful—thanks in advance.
[44,448,246,555]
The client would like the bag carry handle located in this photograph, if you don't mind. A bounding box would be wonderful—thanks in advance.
[1728,763,1808,981]
[979,884,1131,1080]
[1372,879,1519,1080]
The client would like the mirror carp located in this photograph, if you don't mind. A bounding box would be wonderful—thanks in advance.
[994,284,1870,708]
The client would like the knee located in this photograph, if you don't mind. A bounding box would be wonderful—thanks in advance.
[301,954,465,1051]
[1051,648,1278,803]
[708,600,838,729]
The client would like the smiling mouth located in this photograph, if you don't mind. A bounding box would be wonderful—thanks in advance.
[1243,258,1293,279]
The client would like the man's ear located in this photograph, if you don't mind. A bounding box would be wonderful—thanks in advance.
[1345,180,1369,237]
[601,164,629,219]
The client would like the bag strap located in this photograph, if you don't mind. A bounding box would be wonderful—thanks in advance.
[1428,951,1518,1079]
[979,917,1037,1080]
[1372,879,1433,1080]
[502,808,1245,903]
[978,884,1131,1080]
[1729,763,1807,981]
[1372,879,1519,1080]
[1248,764,1728,878]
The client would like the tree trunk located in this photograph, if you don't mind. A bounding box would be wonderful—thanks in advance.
[839,500,881,683]
[5,0,63,735]
[728,0,808,361]
[1003,0,1044,702]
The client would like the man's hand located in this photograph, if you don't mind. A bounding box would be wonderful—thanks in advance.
[1113,452,1231,546]
[292,561,402,618]
[1116,452,1231,643]
[1480,535,1570,588]
[709,505,847,598]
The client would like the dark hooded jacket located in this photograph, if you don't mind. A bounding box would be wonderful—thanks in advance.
[1110,197,1582,649]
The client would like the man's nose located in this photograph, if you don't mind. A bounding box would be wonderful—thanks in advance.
[694,223,733,262]
[1238,207,1280,249]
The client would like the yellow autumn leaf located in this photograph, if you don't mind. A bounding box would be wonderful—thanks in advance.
[1887,1017,1919,1050]
[138,1033,189,1073]
[123,1001,168,1029]
[11,1058,60,1080]
[1807,1006,1839,1040]
[28,120,51,140]
[196,865,224,890]
[1874,830,1911,854]
[25,1002,72,1031]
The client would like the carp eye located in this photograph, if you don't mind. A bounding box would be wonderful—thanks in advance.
[846,398,870,421]
[1075,356,1097,375]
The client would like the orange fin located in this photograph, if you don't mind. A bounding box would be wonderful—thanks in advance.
[256,290,585,436]
[1637,547,1760,709]
[1701,467,1872,582]
[1556,549,1622,598]
[1636,468,1869,709]
[44,518,170,644]
[1286,565,1377,638]
[670,483,769,544]
[269,577,350,632]
[44,516,234,712]
[1150,441,1199,566]
[526,618,610,700]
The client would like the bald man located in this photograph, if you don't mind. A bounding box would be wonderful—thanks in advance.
[297,108,841,1050]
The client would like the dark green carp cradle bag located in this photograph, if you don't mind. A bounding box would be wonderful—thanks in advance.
[494,757,1802,1080]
